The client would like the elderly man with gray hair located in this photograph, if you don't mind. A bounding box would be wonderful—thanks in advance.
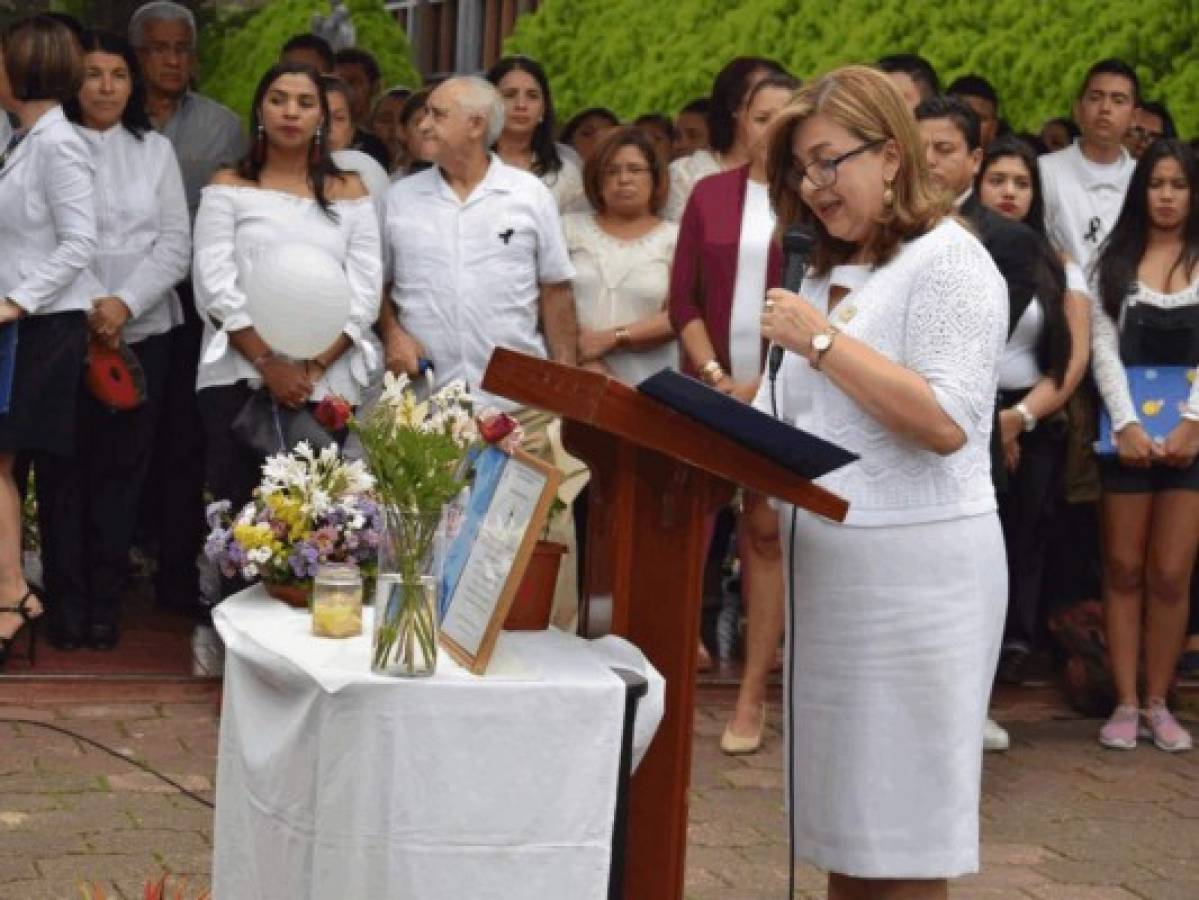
[128,2,244,626]
[129,1,244,216]
[380,75,578,400]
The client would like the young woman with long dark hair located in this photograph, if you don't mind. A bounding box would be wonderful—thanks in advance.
[53,29,190,649]
[192,62,381,562]
[485,55,587,212]
[975,134,1092,683]
[1091,138,1199,752]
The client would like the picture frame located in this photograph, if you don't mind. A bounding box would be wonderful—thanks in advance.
[439,446,562,674]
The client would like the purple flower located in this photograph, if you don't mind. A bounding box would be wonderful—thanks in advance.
[206,500,232,530]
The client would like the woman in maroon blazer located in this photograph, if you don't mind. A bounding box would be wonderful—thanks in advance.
[669,74,797,754]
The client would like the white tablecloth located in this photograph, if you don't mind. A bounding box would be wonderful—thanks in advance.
[211,586,664,900]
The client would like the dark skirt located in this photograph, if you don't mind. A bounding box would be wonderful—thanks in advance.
[0,310,88,457]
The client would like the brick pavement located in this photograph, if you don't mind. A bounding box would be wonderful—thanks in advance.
[0,683,1195,899]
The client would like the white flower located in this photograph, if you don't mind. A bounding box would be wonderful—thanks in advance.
[248,547,272,565]
[242,564,259,580]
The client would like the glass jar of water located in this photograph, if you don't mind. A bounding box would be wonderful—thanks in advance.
[312,563,363,638]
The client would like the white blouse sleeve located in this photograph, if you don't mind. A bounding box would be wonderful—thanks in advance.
[904,240,1007,434]
[8,134,97,314]
[1087,293,1138,431]
[339,198,384,386]
[193,186,252,365]
[115,141,191,318]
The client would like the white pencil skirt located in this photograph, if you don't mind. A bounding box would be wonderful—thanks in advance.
[781,509,1006,879]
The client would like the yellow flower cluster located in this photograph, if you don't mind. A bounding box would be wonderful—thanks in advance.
[232,521,280,555]
[264,493,308,542]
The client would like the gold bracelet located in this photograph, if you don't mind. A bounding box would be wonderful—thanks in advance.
[699,359,724,385]
[615,325,631,347]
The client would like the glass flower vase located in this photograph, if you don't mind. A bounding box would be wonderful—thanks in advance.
[371,507,442,677]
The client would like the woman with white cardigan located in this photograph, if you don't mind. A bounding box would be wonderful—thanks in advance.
[0,16,98,664]
[55,29,190,650]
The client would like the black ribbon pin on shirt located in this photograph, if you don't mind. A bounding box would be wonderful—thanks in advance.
[498,228,515,245]
[1084,217,1101,244]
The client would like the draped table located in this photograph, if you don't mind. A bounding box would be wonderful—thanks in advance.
[211,586,665,900]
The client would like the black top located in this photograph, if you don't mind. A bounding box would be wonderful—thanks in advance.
[351,128,391,171]
[960,192,1042,339]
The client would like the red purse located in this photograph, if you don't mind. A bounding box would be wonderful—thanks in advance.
[86,339,147,411]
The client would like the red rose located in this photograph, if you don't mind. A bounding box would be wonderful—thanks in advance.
[315,395,352,432]
[478,411,518,445]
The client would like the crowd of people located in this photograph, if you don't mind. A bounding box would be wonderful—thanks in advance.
[1,6,1198,888]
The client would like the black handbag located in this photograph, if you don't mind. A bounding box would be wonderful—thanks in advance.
[231,388,335,456]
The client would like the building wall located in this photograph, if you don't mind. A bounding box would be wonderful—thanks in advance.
[386,0,539,78]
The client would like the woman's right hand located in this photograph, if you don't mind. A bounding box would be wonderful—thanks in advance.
[385,330,427,377]
[261,357,314,409]
[1114,422,1154,468]
[714,377,757,404]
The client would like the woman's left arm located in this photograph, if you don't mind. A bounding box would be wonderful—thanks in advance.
[1000,289,1091,433]
[4,135,98,317]
[763,244,1003,456]
[313,199,383,377]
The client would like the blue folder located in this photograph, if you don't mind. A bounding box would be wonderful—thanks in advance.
[0,322,16,415]
[1095,365,1197,454]
[636,369,858,481]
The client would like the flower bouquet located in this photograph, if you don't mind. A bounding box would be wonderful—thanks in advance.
[203,442,380,608]
[351,372,477,676]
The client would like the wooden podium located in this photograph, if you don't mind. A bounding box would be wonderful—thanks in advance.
[482,350,848,900]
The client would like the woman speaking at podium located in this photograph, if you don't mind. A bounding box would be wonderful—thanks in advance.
[756,66,1008,898]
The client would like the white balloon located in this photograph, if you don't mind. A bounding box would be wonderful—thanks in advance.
[244,243,352,359]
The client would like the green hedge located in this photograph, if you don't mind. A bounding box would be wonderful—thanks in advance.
[507,0,1199,135]
[199,0,419,124]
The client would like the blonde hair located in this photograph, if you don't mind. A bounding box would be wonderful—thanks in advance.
[766,64,948,274]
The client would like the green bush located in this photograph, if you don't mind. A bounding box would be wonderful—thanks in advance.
[198,0,419,124]
[508,0,1199,135]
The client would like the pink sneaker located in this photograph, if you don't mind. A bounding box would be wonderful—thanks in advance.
[1143,704,1194,752]
[1099,705,1139,750]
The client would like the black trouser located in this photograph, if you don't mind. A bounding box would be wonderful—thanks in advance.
[197,382,266,602]
[140,283,207,612]
[996,391,1068,652]
[40,333,170,637]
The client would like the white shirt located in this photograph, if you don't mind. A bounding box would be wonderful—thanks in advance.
[332,148,390,230]
[1040,140,1134,274]
[662,149,721,222]
[1090,279,1199,430]
[192,185,383,404]
[0,106,99,315]
[542,151,590,214]
[997,260,1089,391]
[753,219,1008,526]
[384,156,575,410]
[79,125,191,344]
[563,213,679,385]
[728,180,774,382]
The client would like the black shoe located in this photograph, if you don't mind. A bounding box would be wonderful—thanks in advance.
[0,591,42,668]
[88,622,119,651]
[996,646,1031,685]
[49,624,85,651]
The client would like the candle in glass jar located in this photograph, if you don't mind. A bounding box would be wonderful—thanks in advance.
[312,563,363,638]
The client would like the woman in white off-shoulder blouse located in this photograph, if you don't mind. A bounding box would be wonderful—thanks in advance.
[756,68,1008,895]
[192,62,381,544]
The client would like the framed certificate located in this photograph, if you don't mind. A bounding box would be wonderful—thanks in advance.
[439,446,562,674]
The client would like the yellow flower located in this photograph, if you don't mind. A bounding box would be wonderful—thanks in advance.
[232,522,274,551]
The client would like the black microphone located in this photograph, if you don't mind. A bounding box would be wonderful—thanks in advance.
[768,225,816,381]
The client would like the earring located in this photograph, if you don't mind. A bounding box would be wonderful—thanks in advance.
[252,123,266,166]
[882,179,895,208]
[310,126,323,163]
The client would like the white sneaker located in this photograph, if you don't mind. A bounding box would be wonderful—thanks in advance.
[983,717,1010,752]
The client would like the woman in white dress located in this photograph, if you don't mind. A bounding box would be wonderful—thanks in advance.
[192,61,381,552]
[486,55,589,213]
[564,125,677,384]
[56,29,190,649]
[758,66,1008,896]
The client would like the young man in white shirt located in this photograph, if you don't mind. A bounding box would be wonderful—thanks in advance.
[1039,59,1138,274]
[380,75,578,408]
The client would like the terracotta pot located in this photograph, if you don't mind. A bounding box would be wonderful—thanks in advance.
[264,580,310,609]
[504,541,566,631]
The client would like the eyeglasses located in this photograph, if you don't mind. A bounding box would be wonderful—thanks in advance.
[603,163,652,179]
[142,41,193,59]
[787,139,885,190]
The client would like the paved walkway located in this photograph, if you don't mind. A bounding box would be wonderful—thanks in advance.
[0,682,1195,899]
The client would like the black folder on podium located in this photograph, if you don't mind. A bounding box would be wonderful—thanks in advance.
[636,369,857,481]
